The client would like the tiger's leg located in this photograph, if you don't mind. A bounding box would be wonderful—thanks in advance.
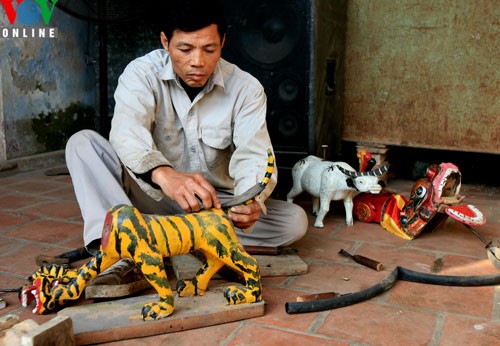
[180,244,262,305]
[219,249,262,305]
[132,251,175,320]
[176,252,225,297]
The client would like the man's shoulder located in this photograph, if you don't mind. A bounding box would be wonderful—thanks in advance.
[219,58,263,89]
[125,49,167,74]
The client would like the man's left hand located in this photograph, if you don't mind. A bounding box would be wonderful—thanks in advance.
[229,202,261,229]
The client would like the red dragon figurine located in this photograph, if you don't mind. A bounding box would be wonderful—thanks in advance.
[352,154,485,240]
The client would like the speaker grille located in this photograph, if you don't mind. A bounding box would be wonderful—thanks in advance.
[222,0,311,154]
[220,0,350,200]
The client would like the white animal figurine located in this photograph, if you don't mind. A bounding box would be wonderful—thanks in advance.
[287,155,389,228]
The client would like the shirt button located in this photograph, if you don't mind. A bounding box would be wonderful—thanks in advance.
[188,111,194,116]
[191,146,196,153]
[165,135,171,141]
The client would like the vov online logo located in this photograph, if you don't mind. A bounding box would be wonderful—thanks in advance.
[1,0,58,38]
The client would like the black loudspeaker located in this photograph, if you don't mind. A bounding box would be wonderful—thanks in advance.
[222,0,346,198]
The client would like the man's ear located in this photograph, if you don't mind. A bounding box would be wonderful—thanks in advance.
[160,32,169,51]
[221,34,226,48]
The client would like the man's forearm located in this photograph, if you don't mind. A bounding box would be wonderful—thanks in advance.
[135,165,170,189]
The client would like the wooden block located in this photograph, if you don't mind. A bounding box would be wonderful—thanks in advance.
[58,284,265,345]
[254,254,308,276]
[23,316,74,346]
[1,316,72,346]
[171,253,308,280]
[85,278,151,299]
[85,258,152,299]
[2,319,39,346]
[0,314,20,332]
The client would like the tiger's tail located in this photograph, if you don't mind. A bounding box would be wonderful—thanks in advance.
[221,148,275,209]
[259,149,274,187]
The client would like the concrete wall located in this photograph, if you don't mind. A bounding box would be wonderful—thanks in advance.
[2,1,498,164]
[0,5,97,159]
[343,0,499,154]
[0,67,4,160]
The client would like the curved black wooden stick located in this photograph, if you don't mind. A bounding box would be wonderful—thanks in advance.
[285,268,398,314]
[285,266,500,314]
[397,267,500,286]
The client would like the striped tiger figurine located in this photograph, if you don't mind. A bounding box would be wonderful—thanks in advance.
[22,149,274,320]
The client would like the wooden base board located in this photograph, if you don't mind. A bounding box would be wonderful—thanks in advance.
[58,284,264,345]
[171,253,308,280]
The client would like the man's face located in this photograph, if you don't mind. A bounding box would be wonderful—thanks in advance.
[161,24,225,88]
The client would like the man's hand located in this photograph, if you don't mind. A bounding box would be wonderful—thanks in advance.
[151,166,221,212]
[229,202,262,230]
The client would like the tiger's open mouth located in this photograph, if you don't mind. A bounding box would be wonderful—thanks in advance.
[20,277,60,314]
[21,279,44,314]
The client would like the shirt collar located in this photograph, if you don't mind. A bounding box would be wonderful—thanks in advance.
[158,53,176,81]
[210,63,225,90]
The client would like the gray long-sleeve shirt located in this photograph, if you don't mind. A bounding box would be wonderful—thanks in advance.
[109,49,277,202]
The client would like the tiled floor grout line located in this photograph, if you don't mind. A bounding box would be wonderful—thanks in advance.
[307,310,330,333]
[428,312,446,346]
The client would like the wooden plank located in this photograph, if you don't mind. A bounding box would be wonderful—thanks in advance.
[58,284,265,345]
[85,279,151,299]
[171,253,308,280]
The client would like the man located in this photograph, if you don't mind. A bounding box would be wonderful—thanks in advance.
[66,0,308,258]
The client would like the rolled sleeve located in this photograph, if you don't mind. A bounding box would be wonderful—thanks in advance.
[110,55,171,200]
[230,85,277,201]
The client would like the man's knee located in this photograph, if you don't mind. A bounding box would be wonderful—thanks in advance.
[66,129,114,165]
[283,203,308,245]
[66,129,101,155]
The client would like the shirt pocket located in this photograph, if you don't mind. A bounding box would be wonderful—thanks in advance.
[155,119,184,167]
[199,127,232,169]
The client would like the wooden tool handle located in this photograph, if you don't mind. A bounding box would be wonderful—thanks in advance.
[351,254,384,271]
[338,249,384,271]
[296,292,339,302]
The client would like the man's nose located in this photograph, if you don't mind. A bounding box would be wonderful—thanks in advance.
[191,50,205,67]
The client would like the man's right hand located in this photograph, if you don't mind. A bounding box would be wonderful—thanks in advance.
[151,166,221,212]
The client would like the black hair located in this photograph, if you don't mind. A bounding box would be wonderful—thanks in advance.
[159,0,226,43]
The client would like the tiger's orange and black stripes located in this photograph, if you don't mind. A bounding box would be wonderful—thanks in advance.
[232,148,274,208]
[23,149,274,320]
[260,148,274,187]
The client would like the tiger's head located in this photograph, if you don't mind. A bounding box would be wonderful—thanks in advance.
[21,265,70,314]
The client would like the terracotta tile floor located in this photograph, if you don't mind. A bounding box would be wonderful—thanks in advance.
[0,168,499,345]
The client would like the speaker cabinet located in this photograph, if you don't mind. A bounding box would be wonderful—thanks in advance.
[222,0,346,197]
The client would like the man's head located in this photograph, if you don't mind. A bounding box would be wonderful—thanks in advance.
[160,0,227,88]
[160,0,226,44]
